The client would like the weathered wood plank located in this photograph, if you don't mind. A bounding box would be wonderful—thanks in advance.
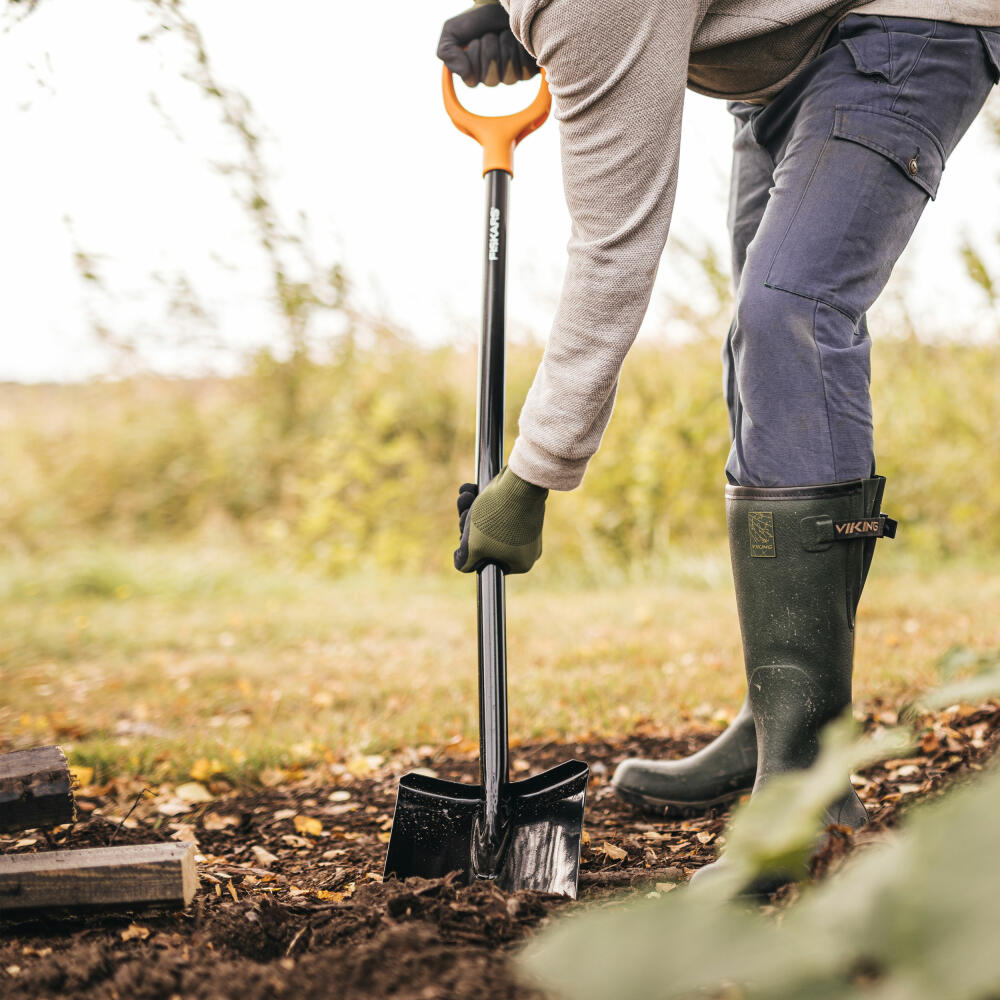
[0,842,198,914]
[0,745,75,833]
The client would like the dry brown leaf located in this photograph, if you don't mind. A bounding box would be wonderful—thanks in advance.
[599,841,627,862]
[189,758,225,783]
[251,845,279,868]
[346,757,373,778]
[293,815,323,837]
[655,882,678,894]
[377,831,392,844]
[170,823,198,846]
[695,832,715,845]
[175,782,213,803]
[202,813,238,832]
[120,924,150,942]
[69,765,94,789]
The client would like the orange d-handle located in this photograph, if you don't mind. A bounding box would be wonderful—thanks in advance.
[442,65,551,177]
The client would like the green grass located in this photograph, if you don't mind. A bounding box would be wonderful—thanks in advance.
[2,543,997,785]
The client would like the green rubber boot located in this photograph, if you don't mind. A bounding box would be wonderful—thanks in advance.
[611,700,757,816]
[691,476,896,894]
[612,476,891,819]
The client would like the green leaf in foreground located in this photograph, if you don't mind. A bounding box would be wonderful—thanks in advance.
[519,712,1000,1000]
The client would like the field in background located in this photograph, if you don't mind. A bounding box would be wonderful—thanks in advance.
[2,543,998,783]
[3,336,999,781]
[2,335,1000,583]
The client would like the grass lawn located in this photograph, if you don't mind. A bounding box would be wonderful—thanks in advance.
[2,544,997,784]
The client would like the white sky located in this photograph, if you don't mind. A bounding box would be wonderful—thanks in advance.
[1,0,998,382]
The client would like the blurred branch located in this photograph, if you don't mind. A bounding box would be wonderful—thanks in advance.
[143,0,348,362]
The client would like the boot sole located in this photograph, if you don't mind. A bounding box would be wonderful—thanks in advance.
[612,781,752,818]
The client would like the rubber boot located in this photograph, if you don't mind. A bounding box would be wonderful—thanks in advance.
[612,476,890,818]
[611,700,757,816]
[691,476,895,893]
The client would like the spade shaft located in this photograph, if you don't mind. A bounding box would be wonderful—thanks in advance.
[475,169,511,872]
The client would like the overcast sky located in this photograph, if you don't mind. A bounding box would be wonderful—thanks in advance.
[1,1,998,382]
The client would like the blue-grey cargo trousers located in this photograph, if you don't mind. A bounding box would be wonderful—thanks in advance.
[723,15,1000,487]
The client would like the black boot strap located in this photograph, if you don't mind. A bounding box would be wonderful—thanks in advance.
[801,513,897,551]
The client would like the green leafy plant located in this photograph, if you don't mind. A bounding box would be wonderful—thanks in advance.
[519,677,1000,1000]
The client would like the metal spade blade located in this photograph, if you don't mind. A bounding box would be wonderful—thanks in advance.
[384,759,589,897]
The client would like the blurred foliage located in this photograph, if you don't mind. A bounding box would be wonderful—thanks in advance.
[1,328,999,580]
[519,663,1000,1000]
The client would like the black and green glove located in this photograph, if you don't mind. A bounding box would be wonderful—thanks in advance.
[454,466,548,574]
[437,1,538,88]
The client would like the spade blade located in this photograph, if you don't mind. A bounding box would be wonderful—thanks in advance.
[384,760,589,898]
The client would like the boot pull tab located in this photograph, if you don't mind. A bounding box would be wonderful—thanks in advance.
[799,513,897,552]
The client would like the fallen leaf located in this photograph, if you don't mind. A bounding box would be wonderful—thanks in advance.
[272,808,296,822]
[655,882,677,894]
[599,842,627,862]
[293,815,323,837]
[170,823,198,846]
[202,813,238,832]
[120,924,150,942]
[345,757,372,778]
[175,782,213,803]
[189,758,225,783]
[69,765,94,788]
[227,880,238,902]
[251,845,279,868]
[156,799,192,817]
[282,834,312,849]
[581,830,591,846]
[377,831,392,844]
[14,838,37,849]
[695,832,715,845]
[328,790,351,803]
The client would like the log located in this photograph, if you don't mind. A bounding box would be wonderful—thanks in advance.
[0,746,75,833]
[0,842,199,915]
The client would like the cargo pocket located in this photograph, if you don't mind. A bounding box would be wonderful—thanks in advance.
[843,30,894,84]
[764,105,944,323]
[980,29,1000,84]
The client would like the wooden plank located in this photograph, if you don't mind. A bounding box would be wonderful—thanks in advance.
[0,842,198,915]
[0,746,75,833]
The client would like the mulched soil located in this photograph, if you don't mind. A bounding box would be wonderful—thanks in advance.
[2,702,999,1000]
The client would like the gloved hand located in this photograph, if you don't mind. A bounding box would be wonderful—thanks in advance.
[437,1,538,88]
[454,466,548,574]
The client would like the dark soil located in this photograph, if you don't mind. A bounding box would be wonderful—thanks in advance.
[2,703,998,1000]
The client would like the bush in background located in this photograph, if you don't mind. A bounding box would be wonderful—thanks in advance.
[2,330,998,580]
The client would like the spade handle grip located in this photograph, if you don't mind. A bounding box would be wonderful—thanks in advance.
[441,66,551,176]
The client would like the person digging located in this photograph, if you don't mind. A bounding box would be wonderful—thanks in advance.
[440,1,1000,889]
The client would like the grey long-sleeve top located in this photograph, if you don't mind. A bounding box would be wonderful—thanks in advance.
[495,0,999,489]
